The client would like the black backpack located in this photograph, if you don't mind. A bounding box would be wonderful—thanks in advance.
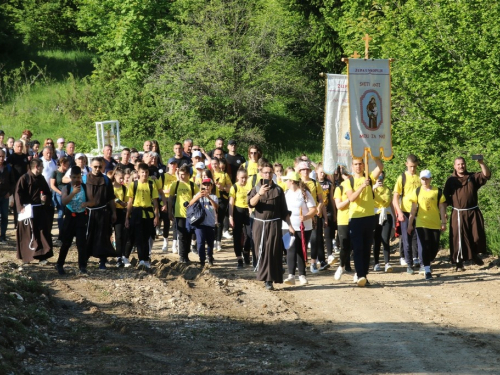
[186,199,206,226]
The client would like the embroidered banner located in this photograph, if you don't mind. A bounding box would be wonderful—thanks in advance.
[323,74,352,174]
[347,59,393,159]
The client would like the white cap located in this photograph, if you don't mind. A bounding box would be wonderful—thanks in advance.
[420,169,432,179]
[75,153,85,159]
[57,138,65,144]
[195,162,205,170]
[192,150,202,158]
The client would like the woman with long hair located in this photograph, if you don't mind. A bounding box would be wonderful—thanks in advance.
[44,138,57,159]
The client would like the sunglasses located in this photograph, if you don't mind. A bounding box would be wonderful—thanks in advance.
[92,165,102,169]
[46,142,54,145]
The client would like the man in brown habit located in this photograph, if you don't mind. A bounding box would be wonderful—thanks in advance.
[443,156,490,271]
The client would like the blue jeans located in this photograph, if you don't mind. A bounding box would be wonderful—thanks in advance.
[194,225,215,264]
[0,196,9,238]
[53,192,64,239]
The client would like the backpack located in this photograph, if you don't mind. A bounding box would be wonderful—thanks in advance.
[186,199,206,226]
[415,187,443,217]
[132,180,154,204]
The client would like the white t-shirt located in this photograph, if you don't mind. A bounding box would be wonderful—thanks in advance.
[42,158,58,187]
[282,188,315,231]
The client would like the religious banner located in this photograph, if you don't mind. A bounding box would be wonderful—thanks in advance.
[323,74,352,174]
[347,59,393,160]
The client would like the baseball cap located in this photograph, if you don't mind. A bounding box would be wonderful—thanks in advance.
[281,171,300,182]
[420,170,432,179]
[57,138,65,144]
[202,178,212,184]
[297,161,311,171]
[192,150,202,158]
[195,162,205,170]
[168,157,178,164]
[75,153,85,159]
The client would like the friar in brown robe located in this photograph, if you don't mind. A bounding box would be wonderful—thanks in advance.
[248,162,293,290]
[15,159,54,263]
[443,157,490,269]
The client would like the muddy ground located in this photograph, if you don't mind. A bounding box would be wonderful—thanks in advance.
[1,224,500,375]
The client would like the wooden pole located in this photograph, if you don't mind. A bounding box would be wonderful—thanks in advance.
[364,149,369,180]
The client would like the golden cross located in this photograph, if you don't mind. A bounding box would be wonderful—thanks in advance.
[363,34,372,59]
[351,51,361,59]
[104,129,114,146]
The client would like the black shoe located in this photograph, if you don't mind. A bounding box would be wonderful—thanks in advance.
[345,265,352,272]
[472,254,484,266]
[55,264,65,275]
[200,261,205,268]
[208,256,214,266]
[243,251,250,265]
[425,272,433,280]
[365,279,371,286]
[455,261,465,272]
[78,267,88,274]
[237,259,244,269]
[265,281,274,290]
[319,261,329,271]
[179,257,187,264]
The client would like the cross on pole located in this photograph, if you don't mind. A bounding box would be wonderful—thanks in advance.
[363,34,372,59]
[104,129,114,147]
[351,51,361,59]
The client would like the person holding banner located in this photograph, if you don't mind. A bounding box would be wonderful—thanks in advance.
[393,155,422,273]
[343,156,383,287]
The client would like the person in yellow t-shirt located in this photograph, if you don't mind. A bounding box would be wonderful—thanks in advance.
[229,168,253,268]
[125,163,160,269]
[297,161,326,273]
[169,164,199,264]
[112,169,131,267]
[407,170,446,281]
[333,168,352,279]
[373,172,393,273]
[162,158,179,253]
[343,156,383,287]
[393,154,421,269]
[244,145,261,177]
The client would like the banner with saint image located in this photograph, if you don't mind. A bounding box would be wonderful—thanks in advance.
[323,74,352,174]
[347,59,393,159]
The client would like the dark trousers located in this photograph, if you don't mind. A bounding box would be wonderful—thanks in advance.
[216,197,228,241]
[232,207,252,257]
[53,192,64,239]
[175,217,190,259]
[114,209,129,258]
[160,210,170,238]
[0,197,8,238]
[287,230,311,276]
[131,208,154,262]
[349,215,376,278]
[337,224,351,268]
[416,227,440,267]
[373,214,393,265]
[57,212,87,268]
[323,213,335,257]
[194,225,215,263]
[400,211,421,266]
[310,217,325,262]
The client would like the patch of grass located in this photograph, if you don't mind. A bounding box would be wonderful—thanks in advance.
[486,226,500,256]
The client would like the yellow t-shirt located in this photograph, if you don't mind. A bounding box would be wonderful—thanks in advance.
[393,172,421,213]
[113,185,127,210]
[245,160,259,176]
[304,179,322,205]
[374,186,392,214]
[213,171,231,188]
[229,183,250,209]
[333,186,349,226]
[408,187,445,230]
[126,180,159,218]
[342,173,376,219]
[245,174,259,190]
[172,181,199,218]
[162,173,177,197]
[277,180,287,192]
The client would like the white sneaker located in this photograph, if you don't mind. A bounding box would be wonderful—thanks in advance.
[223,231,233,239]
[39,260,48,265]
[334,266,344,281]
[373,263,381,272]
[385,263,393,273]
[327,255,336,266]
[216,241,222,252]
[162,239,168,253]
[357,276,367,287]
[310,262,319,274]
[156,227,161,236]
[284,274,295,285]
[122,257,131,268]
[400,257,407,266]
[299,275,308,285]
[172,240,178,254]
[353,274,359,283]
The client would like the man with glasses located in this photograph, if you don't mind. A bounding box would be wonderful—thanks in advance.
[0,149,14,241]
[245,145,261,178]
[248,162,293,290]
[84,157,117,270]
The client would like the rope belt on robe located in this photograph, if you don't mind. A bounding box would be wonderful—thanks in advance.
[23,204,42,251]
[452,206,478,262]
[86,205,108,237]
[253,217,281,272]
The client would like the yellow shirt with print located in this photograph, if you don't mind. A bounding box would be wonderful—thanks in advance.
[162,173,177,197]
[245,160,259,176]
[304,179,322,205]
[374,186,392,214]
[342,173,376,219]
[172,181,199,218]
[213,171,231,188]
[126,180,159,218]
[229,183,251,209]
[333,186,349,226]
[393,172,421,213]
[408,187,445,230]
[113,185,127,210]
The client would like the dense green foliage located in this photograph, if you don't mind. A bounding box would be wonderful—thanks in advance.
[1,0,500,253]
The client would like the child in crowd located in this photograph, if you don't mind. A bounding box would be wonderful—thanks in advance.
[112,169,131,267]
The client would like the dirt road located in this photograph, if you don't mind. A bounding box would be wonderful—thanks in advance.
[1,233,500,374]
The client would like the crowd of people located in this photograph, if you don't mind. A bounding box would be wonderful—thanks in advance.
[0,130,490,289]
